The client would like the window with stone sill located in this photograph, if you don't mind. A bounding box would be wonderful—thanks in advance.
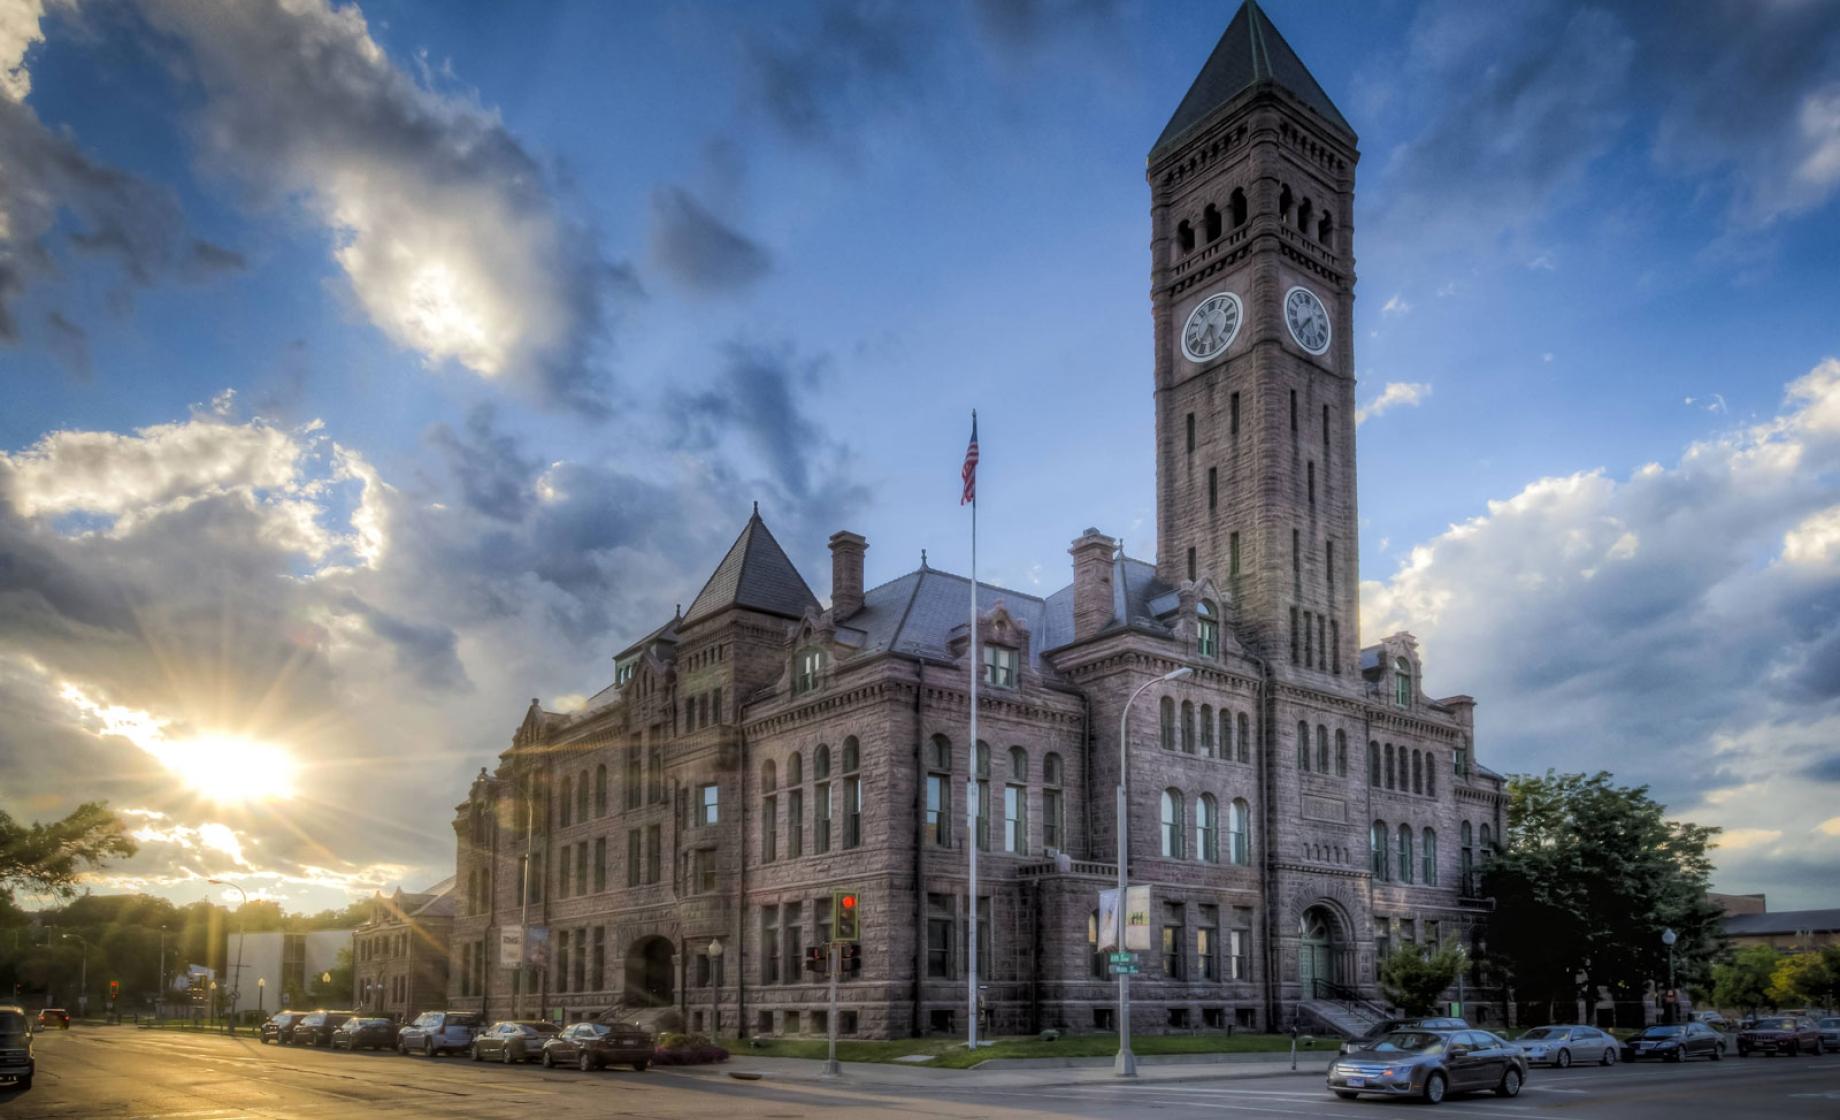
[982,644,1018,689]
[698,783,718,826]
[1394,656,1412,708]
[794,648,827,695]
[1197,601,1219,657]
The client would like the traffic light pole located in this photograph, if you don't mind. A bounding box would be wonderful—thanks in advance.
[821,942,841,1079]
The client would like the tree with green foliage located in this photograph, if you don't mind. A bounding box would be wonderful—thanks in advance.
[0,802,137,903]
[1379,940,1469,1015]
[1483,771,1724,1014]
[1768,950,1837,1009]
[1712,945,1780,1015]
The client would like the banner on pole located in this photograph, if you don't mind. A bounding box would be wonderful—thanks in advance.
[1097,889,1119,951]
[1124,885,1151,951]
[498,926,523,967]
[525,925,551,969]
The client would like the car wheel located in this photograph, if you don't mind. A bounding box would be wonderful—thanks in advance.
[1813,1039,1824,1056]
[578,1052,594,1072]
[1556,1048,1571,1069]
[1334,1090,1359,1100]
[1600,1046,1615,1066]
[1423,1072,1447,1104]
[470,1044,482,1062]
[17,1076,30,1091]
[632,1059,648,1072]
[1497,1067,1523,1098]
[1710,1043,1722,1061]
[502,1045,514,1065]
[1667,1048,1683,1063]
[542,1049,554,1069]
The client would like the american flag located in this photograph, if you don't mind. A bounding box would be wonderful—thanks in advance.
[960,413,979,506]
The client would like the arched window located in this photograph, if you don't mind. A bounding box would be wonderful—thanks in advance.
[1181,701,1196,754]
[1371,821,1389,880]
[1279,184,1293,221]
[1229,798,1251,865]
[1385,743,1395,789]
[1043,752,1062,786]
[1197,794,1219,863]
[930,734,951,771]
[559,775,573,827]
[1008,746,1028,781]
[1317,212,1333,247]
[1298,197,1313,234]
[1479,822,1493,857]
[975,741,991,778]
[1316,725,1329,773]
[1161,790,1184,858]
[577,769,589,822]
[1412,750,1423,795]
[1160,696,1175,751]
[1236,713,1250,762]
[1200,704,1215,757]
[594,764,608,815]
[1397,824,1414,884]
[787,750,803,785]
[1335,730,1348,777]
[1203,202,1222,242]
[815,743,832,780]
[843,736,860,773]
[1369,741,1380,786]
[1043,752,1064,851]
[1177,219,1195,253]
[1230,187,1248,228]
[762,759,777,792]
[1422,828,1438,886]
[1424,753,1437,797]
[1394,656,1412,708]
[1297,720,1311,770]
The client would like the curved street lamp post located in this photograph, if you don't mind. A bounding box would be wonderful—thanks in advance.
[209,879,249,1033]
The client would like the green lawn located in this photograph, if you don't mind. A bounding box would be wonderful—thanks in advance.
[723,1031,1302,1069]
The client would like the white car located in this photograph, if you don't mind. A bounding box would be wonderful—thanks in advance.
[1515,1024,1618,1067]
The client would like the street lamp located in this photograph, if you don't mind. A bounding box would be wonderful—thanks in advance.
[208,879,248,1033]
[1661,928,1678,1023]
[705,939,724,1037]
[257,977,266,1017]
[1114,665,1194,1078]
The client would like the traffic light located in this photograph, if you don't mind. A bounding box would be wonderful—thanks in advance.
[109,980,120,1001]
[805,946,827,974]
[838,943,862,978]
[832,888,860,942]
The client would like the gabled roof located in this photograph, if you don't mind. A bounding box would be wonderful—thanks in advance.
[681,510,819,626]
[1722,908,1840,936]
[1152,0,1351,159]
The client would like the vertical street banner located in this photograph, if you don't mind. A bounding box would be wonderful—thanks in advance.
[498,925,523,967]
[1123,885,1151,951]
[1097,888,1120,951]
[525,925,551,969]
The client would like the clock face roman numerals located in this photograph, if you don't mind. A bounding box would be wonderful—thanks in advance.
[1284,286,1331,355]
[1181,291,1243,362]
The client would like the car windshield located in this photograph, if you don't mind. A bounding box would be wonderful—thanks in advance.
[0,1010,27,1035]
[1754,1018,1792,1030]
[530,1022,561,1034]
[1519,1028,1563,1040]
[412,1013,440,1027]
[445,1013,480,1026]
[1639,1026,1681,1038]
[1373,1031,1446,1053]
[1818,1018,1840,1028]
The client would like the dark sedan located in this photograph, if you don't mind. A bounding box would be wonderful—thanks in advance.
[1623,1022,1723,1062]
[35,1009,68,1030]
[330,1016,397,1051]
[470,1020,561,1064]
[1,1005,34,1090]
[290,1010,354,1047]
[1328,1028,1527,1104]
[1738,1015,1825,1056]
[540,1021,654,1071]
[261,1011,306,1044]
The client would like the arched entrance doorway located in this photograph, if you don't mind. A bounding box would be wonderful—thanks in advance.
[1298,906,1345,998]
[625,936,675,1006]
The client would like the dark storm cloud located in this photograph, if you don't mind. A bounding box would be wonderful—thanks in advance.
[43,311,88,378]
[186,239,246,276]
[1803,753,1840,785]
[647,186,772,294]
[427,405,540,523]
[330,592,469,693]
[970,0,1121,55]
[673,342,830,503]
[741,0,934,148]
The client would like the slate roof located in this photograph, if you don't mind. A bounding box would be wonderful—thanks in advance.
[681,511,819,626]
[1722,908,1840,936]
[1152,0,1351,160]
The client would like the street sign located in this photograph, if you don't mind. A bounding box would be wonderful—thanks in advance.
[1110,963,1140,976]
[1107,952,1136,964]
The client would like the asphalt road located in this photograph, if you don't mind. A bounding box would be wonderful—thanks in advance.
[4,1027,1839,1119]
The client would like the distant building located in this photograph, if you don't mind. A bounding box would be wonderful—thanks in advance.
[1710,892,1767,917]
[1721,908,1840,952]
[352,879,456,1023]
[225,930,353,1013]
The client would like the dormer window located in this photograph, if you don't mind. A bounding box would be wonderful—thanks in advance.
[1197,601,1219,658]
[794,648,827,695]
[982,645,1018,689]
[1393,656,1412,708]
[614,659,636,686]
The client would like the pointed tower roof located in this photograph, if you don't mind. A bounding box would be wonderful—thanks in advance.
[1152,0,1350,159]
[681,510,820,626]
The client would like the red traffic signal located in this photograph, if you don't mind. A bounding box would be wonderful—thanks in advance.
[109,980,120,998]
[832,888,861,942]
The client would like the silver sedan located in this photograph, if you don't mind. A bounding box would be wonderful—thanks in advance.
[1515,1024,1619,1067]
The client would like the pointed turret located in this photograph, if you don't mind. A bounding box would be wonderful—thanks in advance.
[681,508,820,626]
[1152,0,1350,159]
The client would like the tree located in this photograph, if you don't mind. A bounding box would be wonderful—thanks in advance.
[1483,772,1724,1015]
[1380,941,1468,1015]
[0,802,138,902]
[1768,951,1835,1009]
[1711,946,1778,1016]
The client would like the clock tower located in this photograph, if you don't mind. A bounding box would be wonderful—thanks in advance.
[1149,0,1359,687]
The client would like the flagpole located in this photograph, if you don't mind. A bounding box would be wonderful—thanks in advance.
[966,408,980,1053]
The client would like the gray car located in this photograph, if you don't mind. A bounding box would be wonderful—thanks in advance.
[1818,1018,1840,1049]
[1329,1028,1528,1104]
[1516,1024,1618,1067]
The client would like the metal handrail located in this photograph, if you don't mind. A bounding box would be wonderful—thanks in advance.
[1311,979,1392,1021]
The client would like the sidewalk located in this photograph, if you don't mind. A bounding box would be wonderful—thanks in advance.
[668,1049,1337,1089]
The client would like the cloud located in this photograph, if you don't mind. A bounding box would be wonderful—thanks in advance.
[133,0,632,413]
[1683,393,1727,414]
[1355,381,1433,425]
[741,1,934,150]
[1381,293,1412,315]
[647,185,772,294]
[0,0,46,102]
[1361,357,1840,907]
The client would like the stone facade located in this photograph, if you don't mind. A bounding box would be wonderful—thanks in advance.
[352,880,455,1024]
[441,0,1506,1039]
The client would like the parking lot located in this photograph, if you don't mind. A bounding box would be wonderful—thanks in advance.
[3,1025,1837,1119]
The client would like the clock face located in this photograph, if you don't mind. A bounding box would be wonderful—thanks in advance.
[1180,291,1243,363]
[1284,286,1332,355]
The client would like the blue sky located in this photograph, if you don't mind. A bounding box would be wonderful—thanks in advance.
[3,0,1839,912]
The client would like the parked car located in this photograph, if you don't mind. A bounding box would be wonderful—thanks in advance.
[1329,1028,1527,1104]
[1340,1016,1469,1055]
[539,1021,654,1072]
[1692,1010,1729,1028]
[1515,1024,1618,1067]
[290,1010,354,1047]
[1737,1015,1825,1056]
[470,1020,561,1064]
[0,1005,34,1090]
[35,1009,68,1030]
[1818,1018,1840,1050]
[397,1010,482,1057]
[330,1016,397,1052]
[261,1010,306,1045]
[1622,1022,1724,1062]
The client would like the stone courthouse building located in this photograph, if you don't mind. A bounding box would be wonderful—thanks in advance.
[443,0,1505,1040]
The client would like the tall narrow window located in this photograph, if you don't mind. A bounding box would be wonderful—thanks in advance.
[1043,753,1063,851]
[1296,721,1310,771]
[1162,902,1185,978]
[1229,532,1241,576]
[1181,701,1196,754]
[1290,389,1298,433]
[1397,824,1414,885]
[1307,460,1315,506]
[842,738,862,849]
[560,776,573,828]
[815,778,832,854]
[1460,822,1474,893]
[1198,903,1219,979]
[1317,615,1326,671]
[1326,540,1335,595]
[595,765,608,816]
[1197,601,1219,657]
[1230,799,1251,865]
[1371,821,1389,880]
[627,830,641,887]
[1424,754,1437,798]
[1187,547,1196,582]
[645,824,660,884]
[1412,751,1423,795]
[1003,782,1026,854]
[762,794,777,863]
[1197,794,1219,863]
[975,741,991,852]
[1230,187,1248,228]
[1304,610,1314,666]
[1385,743,1396,789]
[1160,790,1184,858]
[1203,202,1221,242]
[1369,741,1380,786]
[558,845,571,899]
[593,838,605,892]
[1230,392,1240,436]
[788,788,804,859]
[1236,713,1250,763]
[926,895,953,978]
[1186,412,1196,452]
[1330,620,1341,674]
[1160,696,1175,751]
[926,773,948,847]
[1293,529,1302,595]
[1335,730,1348,777]
[1200,704,1215,758]
[1316,725,1329,773]
[1395,657,1413,708]
[1290,606,1300,664]
[1229,908,1252,978]
[1207,466,1218,511]
[1422,828,1438,886]
[1176,219,1194,253]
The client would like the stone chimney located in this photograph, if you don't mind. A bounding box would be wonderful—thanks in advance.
[829,530,868,619]
[1069,528,1118,642]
